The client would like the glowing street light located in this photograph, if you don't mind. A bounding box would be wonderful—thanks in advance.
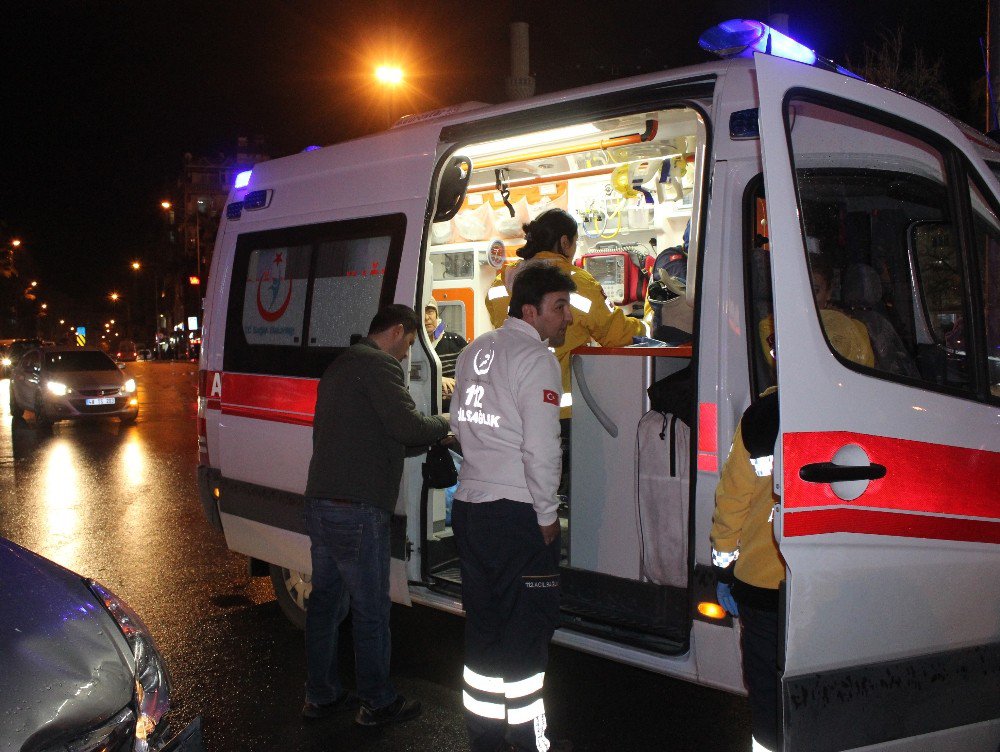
[132,261,141,271]
[110,292,120,303]
[375,65,404,86]
[10,239,21,248]
[160,200,172,211]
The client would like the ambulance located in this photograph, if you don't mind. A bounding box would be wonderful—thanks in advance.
[197,20,1000,750]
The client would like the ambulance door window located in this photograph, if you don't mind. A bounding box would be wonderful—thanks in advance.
[242,245,311,347]
[787,97,979,395]
[745,183,776,395]
[224,214,405,377]
[967,179,1000,399]
[308,235,393,348]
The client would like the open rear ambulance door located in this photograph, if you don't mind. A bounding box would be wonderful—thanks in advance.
[755,53,1000,751]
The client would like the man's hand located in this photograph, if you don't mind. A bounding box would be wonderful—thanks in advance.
[442,377,456,397]
[539,521,560,546]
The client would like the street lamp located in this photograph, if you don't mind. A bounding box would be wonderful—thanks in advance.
[374,65,404,128]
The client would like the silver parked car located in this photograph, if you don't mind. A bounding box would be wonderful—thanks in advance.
[9,346,139,426]
[0,536,201,750]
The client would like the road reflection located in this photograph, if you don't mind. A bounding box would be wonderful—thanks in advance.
[41,439,82,570]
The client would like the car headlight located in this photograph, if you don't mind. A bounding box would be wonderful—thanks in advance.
[46,380,69,396]
[124,378,137,393]
[88,580,172,752]
[1,357,11,367]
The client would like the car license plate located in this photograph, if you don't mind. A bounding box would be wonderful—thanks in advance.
[85,397,116,406]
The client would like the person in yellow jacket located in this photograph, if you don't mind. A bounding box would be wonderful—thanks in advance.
[710,308,874,752]
[486,208,647,420]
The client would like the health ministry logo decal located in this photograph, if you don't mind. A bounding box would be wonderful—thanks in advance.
[473,347,494,375]
[256,250,293,322]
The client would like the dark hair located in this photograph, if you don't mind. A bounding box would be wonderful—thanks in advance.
[508,260,576,319]
[368,304,420,335]
[517,208,578,259]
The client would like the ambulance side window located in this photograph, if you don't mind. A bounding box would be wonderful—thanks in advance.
[224,214,405,377]
[744,181,776,395]
[308,236,394,348]
[786,97,986,399]
[966,179,1000,399]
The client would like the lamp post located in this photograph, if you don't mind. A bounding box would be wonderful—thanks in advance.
[130,261,141,341]
[375,65,404,129]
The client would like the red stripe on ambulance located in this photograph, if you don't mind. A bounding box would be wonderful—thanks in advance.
[218,373,318,426]
[783,508,1000,545]
[783,431,1000,519]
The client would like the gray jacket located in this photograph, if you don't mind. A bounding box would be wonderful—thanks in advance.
[306,338,448,511]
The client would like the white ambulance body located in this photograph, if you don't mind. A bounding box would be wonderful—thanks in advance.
[198,24,1000,750]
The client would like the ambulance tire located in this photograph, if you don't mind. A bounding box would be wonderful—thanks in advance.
[269,564,310,630]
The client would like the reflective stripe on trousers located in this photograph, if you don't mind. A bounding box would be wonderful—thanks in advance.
[462,666,550,751]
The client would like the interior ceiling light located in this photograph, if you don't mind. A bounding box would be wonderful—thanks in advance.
[463,124,601,159]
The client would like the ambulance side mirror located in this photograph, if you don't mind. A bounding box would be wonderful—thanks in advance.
[433,155,472,222]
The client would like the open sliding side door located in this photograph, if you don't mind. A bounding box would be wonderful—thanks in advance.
[756,53,1000,751]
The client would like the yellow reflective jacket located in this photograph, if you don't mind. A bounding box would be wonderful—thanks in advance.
[486,251,646,418]
[709,387,786,590]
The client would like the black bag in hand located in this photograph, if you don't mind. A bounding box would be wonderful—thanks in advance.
[422,443,458,488]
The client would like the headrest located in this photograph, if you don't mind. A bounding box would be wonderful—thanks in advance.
[841,263,882,309]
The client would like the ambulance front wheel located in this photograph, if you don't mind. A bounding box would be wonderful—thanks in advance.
[269,564,310,630]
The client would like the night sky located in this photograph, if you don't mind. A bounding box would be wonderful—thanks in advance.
[2,1,989,319]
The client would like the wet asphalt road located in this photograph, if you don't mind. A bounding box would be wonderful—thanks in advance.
[0,362,750,751]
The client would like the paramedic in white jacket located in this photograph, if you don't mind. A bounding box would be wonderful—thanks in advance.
[451,260,575,752]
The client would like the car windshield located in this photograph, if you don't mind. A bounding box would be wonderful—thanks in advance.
[45,351,118,372]
[9,342,41,358]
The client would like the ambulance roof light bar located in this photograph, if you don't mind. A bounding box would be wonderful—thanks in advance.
[698,19,862,80]
[234,170,252,189]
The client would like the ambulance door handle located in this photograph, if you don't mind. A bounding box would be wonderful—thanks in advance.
[799,462,886,483]
[571,355,618,438]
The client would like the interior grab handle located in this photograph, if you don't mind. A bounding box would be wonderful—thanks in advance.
[799,462,887,483]
[571,355,618,438]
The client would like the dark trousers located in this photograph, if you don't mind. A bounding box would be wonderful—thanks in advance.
[452,499,561,752]
[303,498,395,710]
[736,597,780,751]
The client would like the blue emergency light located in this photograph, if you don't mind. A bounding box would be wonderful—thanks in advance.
[234,170,252,189]
[699,19,862,80]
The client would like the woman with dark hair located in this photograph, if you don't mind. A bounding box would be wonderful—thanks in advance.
[486,208,647,420]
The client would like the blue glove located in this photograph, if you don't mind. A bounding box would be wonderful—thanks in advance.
[716,581,739,617]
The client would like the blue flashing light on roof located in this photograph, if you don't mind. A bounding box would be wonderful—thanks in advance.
[699,19,862,80]
[234,170,252,189]
[303,145,322,152]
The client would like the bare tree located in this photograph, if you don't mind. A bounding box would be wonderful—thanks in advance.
[849,26,956,114]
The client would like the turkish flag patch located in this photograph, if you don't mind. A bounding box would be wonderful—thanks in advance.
[543,389,559,406]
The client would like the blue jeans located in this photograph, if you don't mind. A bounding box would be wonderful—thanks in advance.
[303,498,396,709]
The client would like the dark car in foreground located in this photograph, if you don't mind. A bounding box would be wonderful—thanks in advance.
[0,338,49,378]
[9,346,139,426]
[0,536,201,751]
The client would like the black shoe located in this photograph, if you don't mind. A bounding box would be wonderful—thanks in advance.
[301,691,359,721]
[354,694,422,727]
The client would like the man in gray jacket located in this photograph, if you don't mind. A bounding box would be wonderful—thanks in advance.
[451,262,575,752]
[302,304,449,726]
